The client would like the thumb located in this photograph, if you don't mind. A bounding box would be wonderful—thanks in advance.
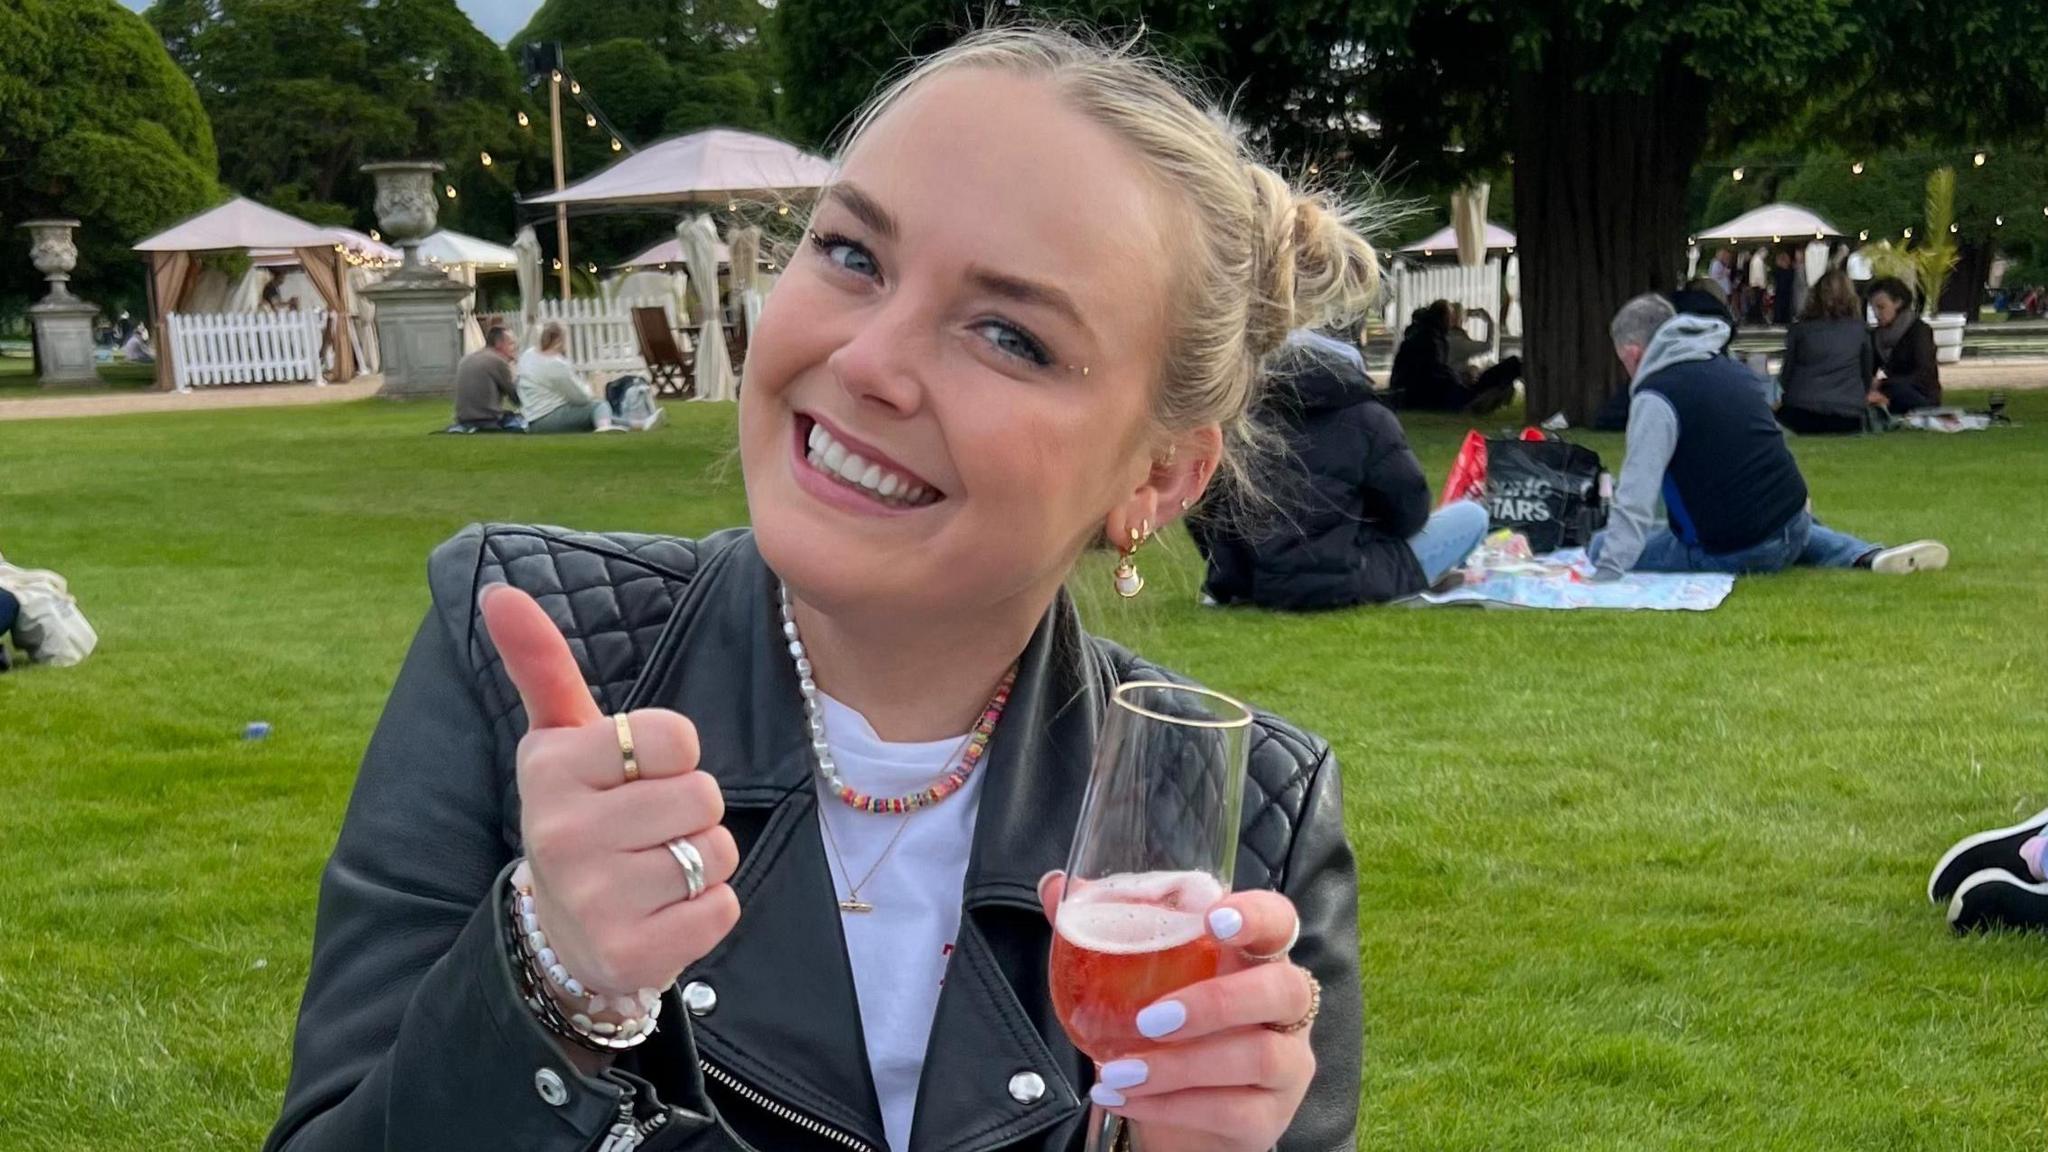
[1037,871,1067,927]
[479,583,604,731]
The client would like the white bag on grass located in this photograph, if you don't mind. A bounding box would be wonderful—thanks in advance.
[0,560,98,666]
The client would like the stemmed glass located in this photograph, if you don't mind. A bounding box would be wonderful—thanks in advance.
[1050,681,1253,1152]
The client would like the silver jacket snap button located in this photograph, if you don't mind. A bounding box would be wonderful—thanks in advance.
[533,1067,570,1107]
[1008,1071,1046,1105]
[682,980,718,1017]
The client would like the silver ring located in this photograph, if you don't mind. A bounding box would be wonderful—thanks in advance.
[1242,916,1302,964]
[665,837,707,901]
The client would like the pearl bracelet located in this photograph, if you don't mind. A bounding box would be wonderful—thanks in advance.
[507,860,662,1051]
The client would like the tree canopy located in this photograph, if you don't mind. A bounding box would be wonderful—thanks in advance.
[147,0,540,239]
[0,0,219,314]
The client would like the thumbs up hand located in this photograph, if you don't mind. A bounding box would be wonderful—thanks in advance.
[482,583,741,1000]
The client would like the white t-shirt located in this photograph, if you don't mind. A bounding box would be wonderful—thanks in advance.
[815,693,982,1152]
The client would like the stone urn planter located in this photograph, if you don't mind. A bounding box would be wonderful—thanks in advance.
[18,219,100,386]
[1926,312,1966,365]
[359,161,469,397]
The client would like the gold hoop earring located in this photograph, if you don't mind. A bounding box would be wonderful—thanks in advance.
[1112,524,1147,599]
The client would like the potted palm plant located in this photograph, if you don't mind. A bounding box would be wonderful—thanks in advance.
[1915,167,1966,364]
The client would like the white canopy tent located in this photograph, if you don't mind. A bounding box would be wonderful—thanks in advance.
[525,129,835,208]
[616,236,732,271]
[416,230,523,352]
[132,197,359,388]
[1696,202,1844,244]
[1400,221,1516,258]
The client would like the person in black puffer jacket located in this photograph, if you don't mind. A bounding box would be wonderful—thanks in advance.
[1194,330,1491,610]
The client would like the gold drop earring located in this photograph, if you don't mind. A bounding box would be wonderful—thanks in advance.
[1112,520,1150,599]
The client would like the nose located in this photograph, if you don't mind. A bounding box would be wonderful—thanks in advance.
[827,293,929,417]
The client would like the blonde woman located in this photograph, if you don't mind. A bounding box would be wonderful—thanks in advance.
[267,26,1370,1152]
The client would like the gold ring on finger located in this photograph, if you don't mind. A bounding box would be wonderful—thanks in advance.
[1265,970,1321,1035]
[615,713,640,784]
[666,837,707,901]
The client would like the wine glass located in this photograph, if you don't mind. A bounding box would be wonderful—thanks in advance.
[1050,681,1253,1152]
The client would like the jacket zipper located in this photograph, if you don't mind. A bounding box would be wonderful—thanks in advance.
[699,1057,877,1152]
[596,1087,672,1152]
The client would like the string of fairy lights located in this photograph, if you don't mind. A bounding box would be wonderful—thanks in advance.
[1711,148,2048,243]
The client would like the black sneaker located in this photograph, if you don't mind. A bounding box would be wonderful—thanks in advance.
[1927,805,2048,903]
[1948,869,2048,934]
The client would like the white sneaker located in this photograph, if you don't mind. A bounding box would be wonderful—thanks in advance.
[594,421,626,433]
[632,407,667,432]
[1869,540,1948,574]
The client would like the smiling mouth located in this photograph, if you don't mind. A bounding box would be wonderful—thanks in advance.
[797,416,942,509]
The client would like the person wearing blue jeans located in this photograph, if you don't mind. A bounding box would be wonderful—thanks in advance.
[0,587,18,672]
[1406,499,1492,585]
[1591,294,1948,582]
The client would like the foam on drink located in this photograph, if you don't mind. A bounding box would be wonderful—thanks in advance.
[1050,871,1227,1060]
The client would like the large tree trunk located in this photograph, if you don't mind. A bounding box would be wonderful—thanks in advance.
[1510,47,1711,425]
[1940,239,1992,319]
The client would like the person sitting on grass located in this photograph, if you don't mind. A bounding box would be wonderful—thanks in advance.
[1777,270,1876,436]
[1929,805,2048,933]
[1868,277,1942,414]
[1389,299,1516,415]
[451,326,525,432]
[1193,328,1490,610]
[1588,293,1949,581]
[516,323,666,434]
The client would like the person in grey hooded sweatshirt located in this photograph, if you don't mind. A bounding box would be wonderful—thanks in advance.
[1588,293,1948,581]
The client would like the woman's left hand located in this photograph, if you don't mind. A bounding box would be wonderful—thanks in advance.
[1039,874,1318,1152]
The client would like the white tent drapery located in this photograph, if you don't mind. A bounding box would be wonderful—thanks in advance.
[680,215,736,401]
[1451,185,1490,267]
[513,227,543,337]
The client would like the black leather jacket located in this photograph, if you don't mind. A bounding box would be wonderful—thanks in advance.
[264,524,1362,1152]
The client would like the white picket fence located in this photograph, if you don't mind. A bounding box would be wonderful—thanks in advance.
[513,297,677,379]
[166,309,327,390]
[1388,260,1504,351]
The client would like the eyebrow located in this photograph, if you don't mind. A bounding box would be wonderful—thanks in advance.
[966,267,1087,330]
[821,182,898,241]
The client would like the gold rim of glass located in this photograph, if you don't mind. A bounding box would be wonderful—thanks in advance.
[1109,680,1254,729]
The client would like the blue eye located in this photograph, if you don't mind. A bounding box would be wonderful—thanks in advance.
[973,319,1052,367]
[810,232,878,280]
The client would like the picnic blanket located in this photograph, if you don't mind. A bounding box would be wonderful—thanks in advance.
[1413,548,1736,611]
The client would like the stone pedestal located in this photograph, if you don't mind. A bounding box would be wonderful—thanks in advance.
[19,218,102,387]
[28,298,101,387]
[361,276,472,397]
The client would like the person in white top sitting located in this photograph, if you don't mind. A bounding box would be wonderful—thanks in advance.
[516,323,619,433]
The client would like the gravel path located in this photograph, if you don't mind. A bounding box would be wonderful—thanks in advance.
[0,377,384,422]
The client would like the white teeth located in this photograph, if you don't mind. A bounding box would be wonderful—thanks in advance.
[804,419,934,507]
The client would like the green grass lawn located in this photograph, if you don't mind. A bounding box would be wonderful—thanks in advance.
[0,353,158,398]
[3,394,2046,1150]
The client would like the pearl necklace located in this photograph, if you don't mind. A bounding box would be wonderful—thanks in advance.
[778,584,1015,814]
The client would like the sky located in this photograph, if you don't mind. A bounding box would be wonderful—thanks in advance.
[120,0,545,44]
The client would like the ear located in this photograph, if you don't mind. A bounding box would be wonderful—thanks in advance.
[1103,424,1226,548]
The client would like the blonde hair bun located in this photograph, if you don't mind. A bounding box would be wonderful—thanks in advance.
[1245,164,1381,362]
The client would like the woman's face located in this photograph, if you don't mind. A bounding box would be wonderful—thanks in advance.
[1871,293,1900,325]
[738,70,1192,622]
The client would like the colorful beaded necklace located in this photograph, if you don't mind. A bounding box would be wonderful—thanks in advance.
[779,584,1017,814]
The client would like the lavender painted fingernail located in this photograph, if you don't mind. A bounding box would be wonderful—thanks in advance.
[1090,1085,1127,1108]
[1207,906,1244,940]
[1098,1059,1149,1090]
[1135,999,1186,1039]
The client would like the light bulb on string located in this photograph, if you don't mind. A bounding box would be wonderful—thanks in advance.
[777,204,789,216]
[1851,160,1865,175]
[610,138,622,152]
[551,258,562,270]
[550,70,562,83]
[1904,227,1913,239]
[444,184,458,199]
[1731,167,1745,182]
[1974,151,1987,167]
[586,263,597,274]
[517,111,530,128]
[1949,222,1959,233]
[369,229,381,241]
[1996,215,2005,227]
[480,151,493,166]
[1858,229,1869,241]
[585,113,597,128]
[1307,163,1319,176]
[728,201,739,213]
[570,80,581,96]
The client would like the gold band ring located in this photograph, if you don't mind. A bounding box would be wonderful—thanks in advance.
[1266,970,1321,1035]
[615,713,640,784]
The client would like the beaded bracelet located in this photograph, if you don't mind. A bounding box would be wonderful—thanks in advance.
[507,860,662,1052]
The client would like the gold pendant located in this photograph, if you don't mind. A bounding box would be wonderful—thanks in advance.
[839,898,874,914]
